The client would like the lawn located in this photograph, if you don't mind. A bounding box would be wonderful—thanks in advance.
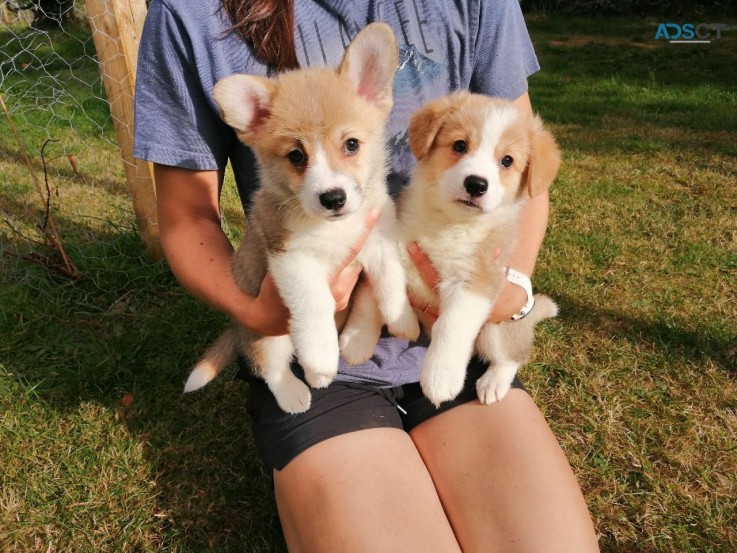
[1,13,736,553]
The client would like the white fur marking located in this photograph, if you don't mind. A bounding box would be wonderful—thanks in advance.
[439,104,520,215]
[270,253,340,387]
[420,285,492,406]
[302,145,362,218]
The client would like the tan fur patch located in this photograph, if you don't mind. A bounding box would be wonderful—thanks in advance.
[522,115,561,197]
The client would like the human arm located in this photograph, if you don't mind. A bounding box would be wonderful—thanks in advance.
[489,91,549,319]
[154,164,374,336]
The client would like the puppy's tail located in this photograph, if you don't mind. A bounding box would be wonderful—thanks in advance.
[184,326,240,393]
[526,294,559,323]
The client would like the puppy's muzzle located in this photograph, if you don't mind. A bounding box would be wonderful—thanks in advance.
[464,175,488,197]
[319,188,347,211]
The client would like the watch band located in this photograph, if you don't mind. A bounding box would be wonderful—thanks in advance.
[505,267,535,321]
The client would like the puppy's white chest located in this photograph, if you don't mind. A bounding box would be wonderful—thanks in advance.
[284,217,361,265]
[421,225,482,281]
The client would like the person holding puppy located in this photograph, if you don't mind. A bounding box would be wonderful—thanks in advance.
[134,0,600,551]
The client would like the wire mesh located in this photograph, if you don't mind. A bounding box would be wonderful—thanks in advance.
[0,1,154,283]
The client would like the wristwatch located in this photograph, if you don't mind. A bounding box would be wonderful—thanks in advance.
[504,267,535,321]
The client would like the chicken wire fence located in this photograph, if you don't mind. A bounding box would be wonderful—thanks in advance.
[1,0,160,287]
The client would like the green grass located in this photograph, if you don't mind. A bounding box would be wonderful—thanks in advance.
[1,14,736,553]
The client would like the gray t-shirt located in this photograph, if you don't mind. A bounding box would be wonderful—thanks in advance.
[134,0,539,387]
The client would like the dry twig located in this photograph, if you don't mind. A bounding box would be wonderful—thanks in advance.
[0,93,81,279]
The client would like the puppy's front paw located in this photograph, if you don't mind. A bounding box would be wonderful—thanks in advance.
[295,331,339,388]
[475,365,517,405]
[301,350,339,388]
[387,304,420,341]
[420,352,467,407]
[271,377,312,414]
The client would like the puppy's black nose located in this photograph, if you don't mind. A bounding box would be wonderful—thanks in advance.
[464,176,488,197]
[319,189,347,211]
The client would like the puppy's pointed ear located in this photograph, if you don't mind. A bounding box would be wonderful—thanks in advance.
[212,74,277,142]
[338,22,398,114]
[523,115,560,197]
[408,95,454,160]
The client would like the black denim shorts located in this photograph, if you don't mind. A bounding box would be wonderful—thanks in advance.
[240,358,525,473]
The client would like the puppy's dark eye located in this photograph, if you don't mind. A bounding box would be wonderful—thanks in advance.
[288,149,306,166]
[344,138,360,154]
[501,155,514,168]
[453,140,467,153]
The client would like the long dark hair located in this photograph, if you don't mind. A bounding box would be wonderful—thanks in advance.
[221,0,300,72]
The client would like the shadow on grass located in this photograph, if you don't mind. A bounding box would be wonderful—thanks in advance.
[1,222,287,552]
[553,292,736,376]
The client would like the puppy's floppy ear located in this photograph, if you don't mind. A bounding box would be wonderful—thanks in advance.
[523,114,560,197]
[408,95,454,160]
[338,22,399,114]
[212,74,277,143]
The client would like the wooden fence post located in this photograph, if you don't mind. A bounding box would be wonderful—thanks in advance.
[85,0,163,260]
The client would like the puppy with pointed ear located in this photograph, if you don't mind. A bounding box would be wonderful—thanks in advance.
[187,24,419,413]
[212,74,276,144]
[212,22,399,148]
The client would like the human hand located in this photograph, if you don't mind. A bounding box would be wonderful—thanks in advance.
[329,207,380,311]
[486,279,527,322]
[249,208,380,336]
[247,272,292,336]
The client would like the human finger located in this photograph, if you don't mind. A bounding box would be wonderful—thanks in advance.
[332,262,362,311]
[253,273,291,336]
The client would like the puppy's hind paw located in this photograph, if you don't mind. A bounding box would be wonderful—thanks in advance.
[304,371,336,389]
[475,368,515,405]
[295,335,340,388]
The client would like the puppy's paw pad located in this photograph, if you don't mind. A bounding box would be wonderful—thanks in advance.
[476,371,512,405]
[272,379,312,414]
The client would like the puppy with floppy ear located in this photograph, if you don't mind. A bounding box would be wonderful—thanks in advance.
[344,91,560,406]
[407,92,559,406]
[184,23,418,413]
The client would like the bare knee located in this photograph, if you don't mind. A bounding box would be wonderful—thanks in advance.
[273,428,461,553]
[411,391,599,553]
